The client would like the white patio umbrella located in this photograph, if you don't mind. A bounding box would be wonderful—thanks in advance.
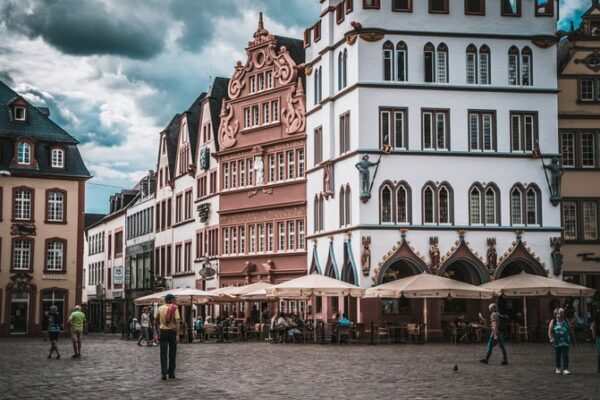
[133,287,219,305]
[266,273,364,298]
[482,272,596,334]
[365,273,494,341]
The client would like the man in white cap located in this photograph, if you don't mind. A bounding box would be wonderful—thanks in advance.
[68,305,86,358]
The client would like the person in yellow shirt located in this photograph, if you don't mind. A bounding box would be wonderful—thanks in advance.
[156,294,180,380]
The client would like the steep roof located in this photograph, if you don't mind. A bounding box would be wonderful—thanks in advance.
[163,113,181,181]
[207,77,230,151]
[0,80,91,179]
[84,213,106,229]
[183,92,206,162]
[274,35,305,66]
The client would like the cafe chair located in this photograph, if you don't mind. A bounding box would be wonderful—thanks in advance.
[377,326,391,344]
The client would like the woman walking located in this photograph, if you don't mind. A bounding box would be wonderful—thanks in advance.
[46,306,62,359]
[548,308,572,375]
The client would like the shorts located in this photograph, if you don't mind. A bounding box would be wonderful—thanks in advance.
[71,327,83,341]
[48,331,59,341]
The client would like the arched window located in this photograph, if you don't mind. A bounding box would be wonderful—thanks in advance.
[396,184,408,223]
[396,41,407,82]
[479,45,491,85]
[345,185,351,226]
[469,187,482,224]
[423,185,435,223]
[314,67,319,104]
[17,141,31,165]
[381,184,393,223]
[338,52,343,91]
[436,43,449,83]
[526,187,538,225]
[508,46,520,86]
[521,47,533,86]
[485,187,498,224]
[438,185,451,224]
[424,42,435,83]
[339,186,346,227]
[466,44,478,84]
[511,187,523,225]
[343,49,348,88]
[383,41,394,81]
[314,195,320,232]
[314,66,322,104]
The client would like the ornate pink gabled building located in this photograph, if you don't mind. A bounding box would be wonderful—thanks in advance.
[217,14,307,289]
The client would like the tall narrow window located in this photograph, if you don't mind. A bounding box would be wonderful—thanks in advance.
[267,223,274,251]
[436,43,448,83]
[297,148,305,177]
[396,42,407,82]
[521,47,533,86]
[583,201,598,240]
[278,222,285,251]
[263,102,270,124]
[288,221,295,250]
[47,191,65,222]
[470,187,482,224]
[277,152,285,181]
[244,108,251,128]
[438,186,450,224]
[381,185,392,223]
[511,114,522,151]
[287,150,295,179]
[485,188,497,224]
[580,79,595,101]
[46,240,64,271]
[340,112,350,154]
[339,186,346,227]
[343,49,348,88]
[560,132,575,168]
[469,111,495,151]
[314,196,320,232]
[298,220,305,250]
[501,0,521,16]
[13,239,32,270]
[562,201,577,240]
[423,112,433,149]
[14,188,32,221]
[314,127,323,165]
[272,100,279,122]
[423,110,449,150]
[380,108,406,149]
[511,112,537,152]
[51,148,64,168]
[526,188,538,225]
[423,186,435,224]
[466,45,477,84]
[248,225,256,253]
[424,43,435,83]
[345,185,351,225]
[466,0,485,15]
[581,132,596,168]
[397,185,408,223]
[268,154,275,182]
[479,45,490,84]
[338,51,343,90]
[383,41,394,81]
[508,47,520,86]
[511,188,523,225]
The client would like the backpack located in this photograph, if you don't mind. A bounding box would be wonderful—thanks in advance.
[498,314,509,334]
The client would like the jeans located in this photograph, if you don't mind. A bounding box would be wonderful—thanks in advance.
[138,327,150,344]
[485,332,507,362]
[159,330,177,376]
[555,346,569,370]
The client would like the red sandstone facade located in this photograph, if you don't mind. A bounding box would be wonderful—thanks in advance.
[217,15,307,286]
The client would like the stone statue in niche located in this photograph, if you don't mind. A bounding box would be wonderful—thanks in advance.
[355,155,380,202]
[323,162,334,199]
[361,236,371,276]
[199,147,210,171]
[486,238,497,274]
[254,155,264,185]
[550,237,564,276]
[544,157,563,205]
[429,237,440,273]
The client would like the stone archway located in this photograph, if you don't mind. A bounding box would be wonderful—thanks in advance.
[495,241,547,279]
[438,240,490,284]
[373,240,429,285]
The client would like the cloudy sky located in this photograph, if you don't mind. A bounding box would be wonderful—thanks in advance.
[0,0,590,214]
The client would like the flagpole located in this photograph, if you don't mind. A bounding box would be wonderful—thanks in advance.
[368,145,391,195]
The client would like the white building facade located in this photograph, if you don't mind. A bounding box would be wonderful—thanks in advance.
[305,0,562,330]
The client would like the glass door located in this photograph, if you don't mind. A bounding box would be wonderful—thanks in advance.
[10,292,30,334]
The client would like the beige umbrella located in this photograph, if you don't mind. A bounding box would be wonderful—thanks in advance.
[482,272,596,334]
[365,273,494,341]
[267,273,364,299]
[133,287,219,305]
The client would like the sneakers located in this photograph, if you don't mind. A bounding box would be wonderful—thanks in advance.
[479,359,488,364]
[555,368,562,374]
[562,370,570,375]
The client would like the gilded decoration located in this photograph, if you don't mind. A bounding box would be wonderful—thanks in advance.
[360,32,384,42]
[305,65,313,76]
[371,237,429,285]
[218,100,239,149]
[550,237,564,276]
[323,161,335,199]
[361,236,371,276]
[486,238,498,275]
[495,233,547,278]
[346,34,357,45]
[281,80,306,135]
[429,237,440,273]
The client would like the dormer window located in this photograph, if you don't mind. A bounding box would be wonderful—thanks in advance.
[51,148,64,168]
[17,141,31,165]
[14,106,26,121]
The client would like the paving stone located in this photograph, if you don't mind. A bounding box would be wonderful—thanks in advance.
[0,334,598,400]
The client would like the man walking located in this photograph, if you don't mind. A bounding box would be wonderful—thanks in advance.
[68,305,86,358]
[480,303,508,365]
[156,294,180,380]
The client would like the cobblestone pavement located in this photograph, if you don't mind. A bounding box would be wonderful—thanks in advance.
[0,334,598,400]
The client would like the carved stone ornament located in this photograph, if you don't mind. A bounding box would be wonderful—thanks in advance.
[9,272,34,290]
[361,236,371,276]
[486,238,498,274]
[281,79,306,135]
[197,203,210,223]
[550,237,564,276]
[218,100,239,149]
[199,147,210,170]
[346,34,358,45]
[429,237,440,273]
[531,37,556,49]
[11,224,36,236]
[323,161,335,199]
[360,32,384,42]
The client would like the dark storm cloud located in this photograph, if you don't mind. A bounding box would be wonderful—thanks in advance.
[0,0,167,59]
